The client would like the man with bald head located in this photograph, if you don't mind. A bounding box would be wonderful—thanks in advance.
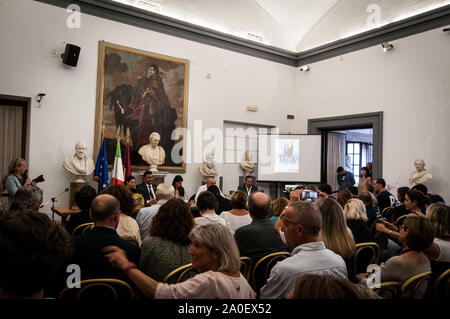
[71,194,140,282]
[260,201,347,299]
[194,177,225,203]
[234,192,289,263]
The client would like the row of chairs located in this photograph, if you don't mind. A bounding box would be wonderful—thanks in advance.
[371,269,450,299]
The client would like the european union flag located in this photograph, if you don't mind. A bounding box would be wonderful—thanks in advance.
[94,138,109,193]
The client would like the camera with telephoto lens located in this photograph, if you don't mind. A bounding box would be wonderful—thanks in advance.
[32,175,45,183]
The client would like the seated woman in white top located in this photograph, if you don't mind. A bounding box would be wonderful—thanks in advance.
[104,223,256,299]
[220,190,252,234]
[424,203,450,262]
[194,191,228,228]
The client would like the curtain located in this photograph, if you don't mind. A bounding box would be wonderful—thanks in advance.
[0,105,23,190]
[327,132,346,192]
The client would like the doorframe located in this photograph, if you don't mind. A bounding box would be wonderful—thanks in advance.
[0,94,31,160]
[307,112,383,182]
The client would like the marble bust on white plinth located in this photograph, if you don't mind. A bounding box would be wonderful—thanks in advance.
[409,159,432,185]
[63,141,95,182]
[138,132,166,172]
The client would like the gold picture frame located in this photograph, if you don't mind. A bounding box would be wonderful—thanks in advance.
[94,41,188,172]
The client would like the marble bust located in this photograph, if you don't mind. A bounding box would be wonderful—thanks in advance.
[63,141,95,182]
[240,151,255,176]
[138,132,166,172]
[409,159,432,185]
[199,150,217,178]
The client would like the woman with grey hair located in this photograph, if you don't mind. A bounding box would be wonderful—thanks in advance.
[104,223,256,299]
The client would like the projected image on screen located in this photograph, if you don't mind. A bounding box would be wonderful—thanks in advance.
[258,134,321,183]
[274,139,299,173]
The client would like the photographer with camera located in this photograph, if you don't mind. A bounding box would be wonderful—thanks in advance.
[2,157,44,210]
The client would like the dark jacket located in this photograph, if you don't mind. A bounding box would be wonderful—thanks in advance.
[71,227,141,282]
[346,219,373,244]
[136,183,157,206]
[65,209,92,235]
[237,184,258,195]
[234,219,289,263]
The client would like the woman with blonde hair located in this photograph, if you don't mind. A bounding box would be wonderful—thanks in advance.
[270,197,289,223]
[424,203,450,262]
[2,157,35,209]
[104,223,256,299]
[344,198,372,244]
[316,197,356,260]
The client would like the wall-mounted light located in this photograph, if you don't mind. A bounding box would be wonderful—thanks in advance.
[299,65,310,72]
[36,93,46,108]
[381,42,394,52]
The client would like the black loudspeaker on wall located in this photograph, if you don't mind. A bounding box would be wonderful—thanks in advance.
[61,43,81,67]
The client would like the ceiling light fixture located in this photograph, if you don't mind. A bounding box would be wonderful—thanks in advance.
[299,65,310,72]
[381,42,394,52]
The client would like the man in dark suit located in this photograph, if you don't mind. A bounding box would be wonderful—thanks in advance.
[234,192,289,263]
[70,194,140,282]
[238,175,258,197]
[136,170,157,206]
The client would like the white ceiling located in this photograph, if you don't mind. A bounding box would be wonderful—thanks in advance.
[113,0,450,52]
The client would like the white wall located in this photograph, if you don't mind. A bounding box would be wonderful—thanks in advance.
[0,0,298,217]
[295,28,450,201]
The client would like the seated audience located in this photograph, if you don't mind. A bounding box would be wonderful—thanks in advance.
[288,274,380,299]
[70,194,140,282]
[316,197,356,260]
[0,209,72,299]
[373,179,396,213]
[194,191,228,227]
[318,183,333,198]
[136,183,174,240]
[336,189,353,209]
[195,177,224,203]
[125,175,137,193]
[237,175,258,196]
[348,186,359,198]
[376,190,428,242]
[234,192,289,263]
[343,198,373,244]
[358,191,381,229]
[389,186,410,222]
[65,185,97,235]
[429,194,445,204]
[424,203,450,262]
[140,199,194,282]
[172,175,186,200]
[269,197,289,223]
[101,184,142,246]
[9,185,43,213]
[104,223,256,299]
[207,185,232,214]
[411,183,428,196]
[219,190,252,234]
[357,216,434,298]
[260,202,347,299]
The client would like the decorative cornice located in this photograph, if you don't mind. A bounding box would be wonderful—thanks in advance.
[35,0,450,67]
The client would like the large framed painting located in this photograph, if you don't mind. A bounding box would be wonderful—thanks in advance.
[94,41,188,172]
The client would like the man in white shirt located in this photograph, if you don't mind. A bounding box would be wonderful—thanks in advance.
[194,177,225,203]
[260,201,347,299]
[136,183,174,239]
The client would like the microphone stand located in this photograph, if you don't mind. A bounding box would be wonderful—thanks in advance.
[50,188,69,221]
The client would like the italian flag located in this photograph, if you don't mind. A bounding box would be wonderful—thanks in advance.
[111,137,124,184]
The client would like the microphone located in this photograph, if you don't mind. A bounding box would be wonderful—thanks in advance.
[40,187,70,208]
